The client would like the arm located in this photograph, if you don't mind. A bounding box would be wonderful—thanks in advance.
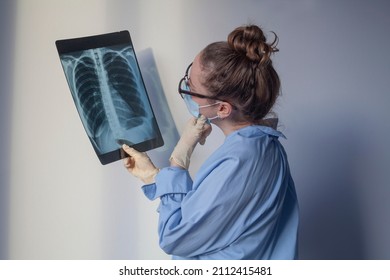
[122,115,211,182]
[145,156,253,258]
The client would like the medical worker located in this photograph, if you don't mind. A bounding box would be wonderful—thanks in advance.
[122,25,299,259]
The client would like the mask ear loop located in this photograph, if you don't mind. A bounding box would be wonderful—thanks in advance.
[198,101,222,109]
[204,102,224,122]
[197,101,221,123]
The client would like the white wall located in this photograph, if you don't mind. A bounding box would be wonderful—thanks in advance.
[1,0,390,259]
[6,0,168,259]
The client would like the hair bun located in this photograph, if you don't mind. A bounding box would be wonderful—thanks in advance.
[227,25,279,65]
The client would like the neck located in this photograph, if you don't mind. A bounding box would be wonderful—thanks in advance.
[213,119,252,136]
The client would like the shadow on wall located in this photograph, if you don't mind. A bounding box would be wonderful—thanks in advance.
[137,48,180,167]
[297,118,366,259]
[0,0,15,259]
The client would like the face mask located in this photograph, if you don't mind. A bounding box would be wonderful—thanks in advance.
[183,94,220,122]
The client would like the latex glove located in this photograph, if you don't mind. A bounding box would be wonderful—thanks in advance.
[170,115,212,169]
[122,144,159,184]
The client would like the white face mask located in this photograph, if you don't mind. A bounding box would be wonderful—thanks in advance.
[183,94,220,122]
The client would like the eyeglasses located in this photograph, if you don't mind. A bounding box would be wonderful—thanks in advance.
[178,63,222,101]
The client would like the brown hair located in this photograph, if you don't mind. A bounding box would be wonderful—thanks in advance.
[199,25,280,124]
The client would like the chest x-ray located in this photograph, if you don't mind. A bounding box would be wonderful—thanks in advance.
[56,31,163,164]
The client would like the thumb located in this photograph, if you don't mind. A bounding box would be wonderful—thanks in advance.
[122,144,142,158]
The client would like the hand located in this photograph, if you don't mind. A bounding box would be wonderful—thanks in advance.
[170,115,212,169]
[180,115,212,146]
[122,144,159,184]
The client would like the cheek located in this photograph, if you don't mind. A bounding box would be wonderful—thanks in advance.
[199,104,219,117]
[192,96,205,106]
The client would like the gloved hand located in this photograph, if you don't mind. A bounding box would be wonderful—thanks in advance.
[170,115,212,169]
[122,144,159,184]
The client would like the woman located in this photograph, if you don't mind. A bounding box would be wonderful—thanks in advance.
[123,25,299,260]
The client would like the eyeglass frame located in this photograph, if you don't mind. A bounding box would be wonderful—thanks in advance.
[178,63,228,102]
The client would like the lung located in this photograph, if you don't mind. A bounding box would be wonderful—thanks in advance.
[103,48,146,128]
[73,55,107,141]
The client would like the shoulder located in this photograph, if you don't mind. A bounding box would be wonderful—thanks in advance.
[203,125,283,167]
[225,125,284,153]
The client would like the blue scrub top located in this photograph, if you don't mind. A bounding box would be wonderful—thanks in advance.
[142,125,299,260]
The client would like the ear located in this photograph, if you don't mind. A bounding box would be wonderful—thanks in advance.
[217,102,233,119]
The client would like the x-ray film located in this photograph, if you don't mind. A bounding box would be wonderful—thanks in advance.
[56,31,164,165]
